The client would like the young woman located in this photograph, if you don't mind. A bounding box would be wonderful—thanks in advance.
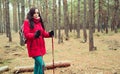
[23,7,54,74]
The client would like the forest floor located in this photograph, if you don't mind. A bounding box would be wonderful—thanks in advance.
[0,31,120,74]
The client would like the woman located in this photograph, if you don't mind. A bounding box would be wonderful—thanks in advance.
[23,7,54,74]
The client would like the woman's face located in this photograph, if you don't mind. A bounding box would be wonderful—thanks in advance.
[33,9,39,19]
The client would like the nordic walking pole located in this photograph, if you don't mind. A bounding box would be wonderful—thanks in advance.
[52,36,55,74]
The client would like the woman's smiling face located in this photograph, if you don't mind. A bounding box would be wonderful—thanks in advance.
[33,9,39,19]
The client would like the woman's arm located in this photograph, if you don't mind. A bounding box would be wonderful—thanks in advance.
[23,20,34,40]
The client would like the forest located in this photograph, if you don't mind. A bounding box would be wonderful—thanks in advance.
[0,0,120,74]
[0,0,120,50]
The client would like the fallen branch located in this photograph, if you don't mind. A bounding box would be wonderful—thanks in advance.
[0,66,9,73]
[46,61,70,69]
[13,66,33,74]
[13,61,70,74]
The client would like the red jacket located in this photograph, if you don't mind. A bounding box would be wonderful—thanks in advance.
[23,18,50,57]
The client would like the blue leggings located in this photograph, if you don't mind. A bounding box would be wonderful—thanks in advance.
[33,56,45,74]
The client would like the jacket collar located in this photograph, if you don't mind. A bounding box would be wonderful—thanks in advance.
[33,17,40,24]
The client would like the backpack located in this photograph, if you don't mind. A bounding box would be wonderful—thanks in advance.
[19,24,27,44]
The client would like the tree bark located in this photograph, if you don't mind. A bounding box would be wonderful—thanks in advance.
[77,0,80,38]
[93,0,95,32]
[2,0,6,33]
[20,0,25,46]
[113,0,119,33]
[52,0,57,38]
[98,0,103,32]
[58,0,63,44]
[63,0,69,40]
[69,0,73,32]
[5,0,12,42]
[13,0,18,32]
[88,0,95,51]
[17,0,21,30]
[28,0,31,9]
[44,0,48,30]
[83,0,87,42]
[0,0,2,33]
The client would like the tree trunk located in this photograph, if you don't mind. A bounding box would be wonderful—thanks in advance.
[93,0,95,32]
[72,1,74,32]
[5,0,12,42]
[58,0,63,44]
[69,0,73,32]
[44,0,48,30]
[114,0,119,33]
[52,0,57,38]
[0,0,2,33]
[20,0,25,46]
[105,0,109,34]
[98,0,103,32]
[32,0,36,7]
[63,0,69,40]
[3,0,6,33]
[13,0,18,32]
[83,0,87,42]
[28,0,31,9]
[5,0,8,37]
[88,0,94,51]
[77,0,80,38]
[17,0,21,30]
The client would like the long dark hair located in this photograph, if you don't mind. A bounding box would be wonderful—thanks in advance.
[27,7,45,29]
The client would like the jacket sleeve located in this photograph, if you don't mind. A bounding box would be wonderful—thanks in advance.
[42,30,50,38]
[23,20,34,40]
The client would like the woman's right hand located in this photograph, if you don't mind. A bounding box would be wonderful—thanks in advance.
[34,30,41,38]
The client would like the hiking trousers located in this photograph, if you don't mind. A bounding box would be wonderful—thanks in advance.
[33,56,45,74]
